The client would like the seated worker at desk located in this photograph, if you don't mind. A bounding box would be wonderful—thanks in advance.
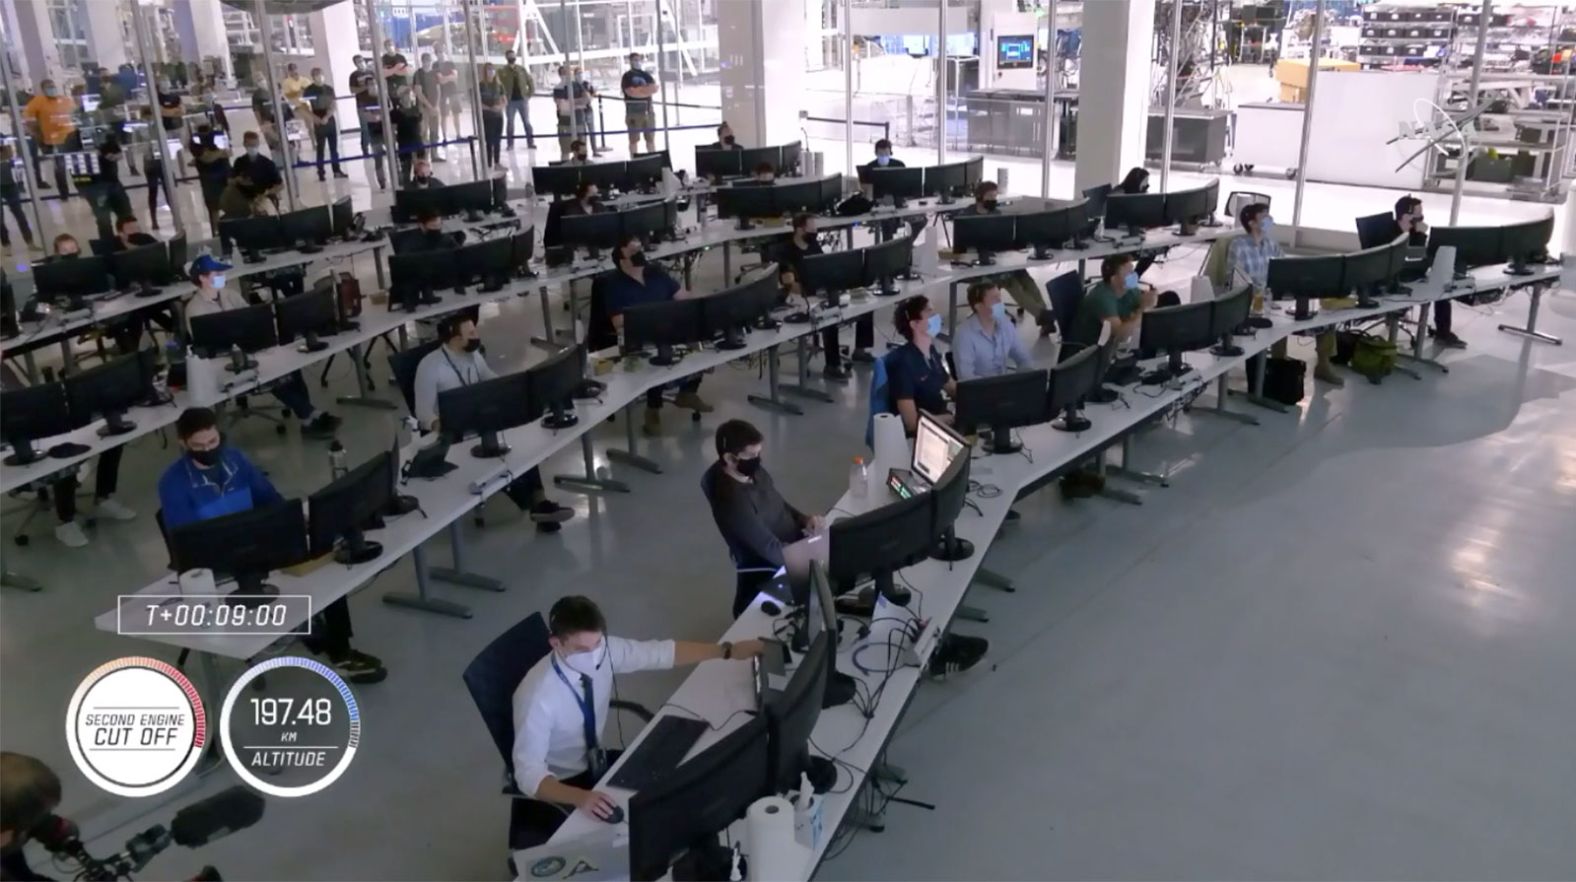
[783,212,871,379]
[1389,195,1463,349]
[407,158,442,189]
[0,752,64,881]
[157,406,385,684]
[413,314,573,532]
[182,255,343,438]
[704,419,824,616]
[1230,202,1343,385]
[703,122,741,151]
[735,162,775,186]
[1118,166,1150,195]
[956,180,1001,217]
[509,595,766,846]
[563,180,604,218]
[953,281,1034,380]
[1069,253,1154,348]
[108,215,157,251]
[101,218,178,350]
[407,208,464,249]
[866,138,904,169]
[887,294,955,433]
[605,233,711,436]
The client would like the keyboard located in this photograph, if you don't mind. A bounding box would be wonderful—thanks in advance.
[607,715,709,791]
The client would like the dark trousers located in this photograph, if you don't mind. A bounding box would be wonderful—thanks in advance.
[734,569,776,618]
[36,132,80,195]
[646,376,701,409]
[85,183,133,242]
[505,98,534,147]
[0,191,31,247]
[366,128,388,188]
[301,597,355,659]
[509,750,623,850]
[145,156,164,222]
[271,372,317,420]
[314,119,343,178]
[54,446,122,522]
[1434,298,1454,334]
[500,466,546,511]
[483,111,503,165]
[823,315,875,370]
[396,143,419,186]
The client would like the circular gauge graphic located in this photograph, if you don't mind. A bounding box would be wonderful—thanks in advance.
[218,656,360,798]
[65,657,207,798]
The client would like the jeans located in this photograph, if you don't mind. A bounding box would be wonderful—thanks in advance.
[646,376,702,409]
[823,316,875,370]
[313,119,344,178]
[482,112,503,165]
[509,750,623,849]
[54,446,123,523]
[271,372,317,420]
[300,597,355,660]
[0,191,31,247]
[500,467,547,512]
[504,98,533,147]
[84,183,133,242]
[37,132,82,197]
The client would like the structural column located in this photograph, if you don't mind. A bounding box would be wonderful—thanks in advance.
[170,0,232,79]
[81,0,129,70]
[1073,0,1153,195]
[309,0,362,133]
[716,0,806,147]
[11,0,63,86]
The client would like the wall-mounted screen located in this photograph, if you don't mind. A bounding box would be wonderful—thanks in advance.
[996,35,1035,69]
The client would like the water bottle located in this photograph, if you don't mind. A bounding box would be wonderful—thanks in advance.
[849,456,869,500]
[328,440,348,479]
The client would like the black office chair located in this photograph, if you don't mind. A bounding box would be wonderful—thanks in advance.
[586,271,619,352]
[1045,270,1086,346]
[1225,191,1272,226]
[462,612,652,851]
[1355,212,1395,250]
[387,339,444,416]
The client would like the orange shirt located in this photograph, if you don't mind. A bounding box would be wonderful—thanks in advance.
[23,94,76,145]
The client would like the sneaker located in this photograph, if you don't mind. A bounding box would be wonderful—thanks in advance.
[642,406,662,437]
[536,520,563,534]
[673,391,714,413]
[850,349,876,364]
[94,498,137,521]
[345,648,384,670]
[55,520,88,548]
[528,500,574,524]
[302,416,337,439]
[1433,329,1467,349]
[822,364,850,382]
[331,656,388,685]
[333,171,350,179]
[928,633,988,678]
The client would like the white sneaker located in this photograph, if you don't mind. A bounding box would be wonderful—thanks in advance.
[55,521,88,548]
[96,498,137,521]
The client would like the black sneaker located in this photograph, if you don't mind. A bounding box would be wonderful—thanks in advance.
[822,364,850,382]
[1433,329,1467,349]
[332,655,387,684]
[928,633,988,678]
[850,349,876,364]
[345,648,384,670]
[302,417,336,439]
[529,500,574,524]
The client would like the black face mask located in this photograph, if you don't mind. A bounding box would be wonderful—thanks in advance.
[190,446,222,467]
[1139,184,1150,193]
[723,135,735,146]
[982,199,998,211]
[733,456,761,477]
[628,251,648,267]
[587,195,602,207]
[463,338,481,353]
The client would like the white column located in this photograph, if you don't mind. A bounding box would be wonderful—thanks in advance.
[170,0,231,80]
[716,0,805,147]
[12,0,62,86]
[82,0,128,70]
[309,0,360,122]
[1074,0,1153,196]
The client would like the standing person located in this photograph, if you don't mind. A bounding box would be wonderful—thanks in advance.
[146,88,188,230]
[953,282,1035,380]
[414,53,443,162]
[158,407,385,683]
[355,70,389,190]
[250,71,292,162]
[1229,202,1343,385]
[498,50,535,151]
[188,124,233,231]
[621,52,659,155]
[435,49,464,155]
[231,131,284,208]
[478,64,505,170]
[303,67,348,181]
[349,55,374,157]
[280,62,313,148]
[551,65,580,159]
[413,315,574,531]
[381,39,410,92]
[22,79,77,197]
[572,65,598,154]
[604,234,711,436]
[81,140,134,243]
[390,86,425,188]
[0,144,36,253]
[1388,195,1464,348]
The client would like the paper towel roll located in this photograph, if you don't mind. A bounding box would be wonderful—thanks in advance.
[870,412,908,476]
[178,567,217,595]
[744,796,797,882]
[186,351,220,406]
[918,222,940,276]
[1430,245,1457,282]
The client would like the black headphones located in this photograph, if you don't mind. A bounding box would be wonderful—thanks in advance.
[436,314,465,342]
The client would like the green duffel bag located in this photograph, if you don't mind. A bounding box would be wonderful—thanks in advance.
[1350,333,1398,383]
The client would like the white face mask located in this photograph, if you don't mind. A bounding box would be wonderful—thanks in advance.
[245,147,259,157]
[211,273,227,290]
[558,642,605,676]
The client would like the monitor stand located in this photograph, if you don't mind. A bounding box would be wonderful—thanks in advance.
[335,529,384,565]
[479,274,507,294]
[227,572,281,607]
[1053,405,1091,433]
[649,344,681,367]
[1505,259,1536,276]
[227,350,259,373]
[1030,244,1054,261]
[985,424,1021,455]
[542,405,579,430]
[936,191,956,205]
[716,327,748,351]
[572,379,605,399]
[98,411,136,438]
[976,249,997,267]
[930,526,974,563]
[754,314,780,331]
[3,438,43,466]
[1141,350,1194,385]
[871,570,912,607]
[298,331,329,353]
[385,494,420,516]
[297,241,324,254]
[472,431,510,458]
[1176,221,1198,237]
[1292,297,1318,321]
[1211,334,1244,358]
[735,216,755,231]
[879,275,898,296]
[1086,385,1119,404]
[1387,279,1412,295]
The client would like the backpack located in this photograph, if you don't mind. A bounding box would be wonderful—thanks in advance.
[1349,333,1398,384]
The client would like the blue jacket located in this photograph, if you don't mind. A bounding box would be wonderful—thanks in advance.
[157,448,282,529]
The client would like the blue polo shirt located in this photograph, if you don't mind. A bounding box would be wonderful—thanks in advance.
[606,265,681,317]
[886,341,949,421]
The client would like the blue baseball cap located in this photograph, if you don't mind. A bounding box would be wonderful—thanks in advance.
[188,254,231,279]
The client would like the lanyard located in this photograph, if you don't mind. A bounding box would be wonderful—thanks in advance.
[550,656,604,777]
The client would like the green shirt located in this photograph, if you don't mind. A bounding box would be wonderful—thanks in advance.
[1070,282,1141,347]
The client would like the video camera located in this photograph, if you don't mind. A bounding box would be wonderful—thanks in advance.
[31,786,264,881]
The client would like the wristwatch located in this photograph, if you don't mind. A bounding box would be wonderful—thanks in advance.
[721,641,734,660]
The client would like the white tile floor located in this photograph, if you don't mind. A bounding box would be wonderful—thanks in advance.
[6,137,1576,880]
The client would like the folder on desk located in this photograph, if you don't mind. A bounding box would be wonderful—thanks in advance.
[512,828,626,881]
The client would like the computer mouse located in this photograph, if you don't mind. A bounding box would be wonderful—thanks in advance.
[604,806,625,824]
[760,600,782,616]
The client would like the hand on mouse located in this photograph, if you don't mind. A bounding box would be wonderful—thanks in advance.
[577,789,619,820]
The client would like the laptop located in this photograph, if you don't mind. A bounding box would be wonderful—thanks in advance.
[890,411,966,498]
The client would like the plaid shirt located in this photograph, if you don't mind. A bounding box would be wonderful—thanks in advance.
[1229,233,1283,289]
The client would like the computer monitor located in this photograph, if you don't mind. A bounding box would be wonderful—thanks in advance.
[189,303,279,364]
[275,288,339,351]
[1,275,16,340]
[1426,225,1503,275]
[166,235,188,277]
[1014,207,1074,260]
[447,180,496,217]
[927,443,973,562]
[1162,181,1217,233]
[798,249,865,303]
[695,148,744,180]
[621,199,674,244]
[773,178,833,215]
[925,161,968,203]
[700,272,777,350]
[827,488,932,603]
[1208,284,1254,357]
[626,153,667,191]
[1046,343,1101,432]
[1139,299,1215,384]
[713,185,778,229]
[170,500,309,601]
[764,630,829,795]
[739,145,786,178]
[866,166,924,206]
[34,256,112,306]
[861,236,913,295]
[452,235,515,291]
[953,214,1017,265]
[1083,183,1113,219]
[330,196,354,239]
[388,251,447,310]
[622,297,703,366]
[532,164,583,197]
[1266,254,1345,320]
[279,206,333,248]
[308,452,393,564]
[780,141,803,175]
[220,216,289,254]
[63,349,153,437]
[953,369,1049,454]
[510,230,537,274]
[628,716,769,882]
[436,369,536,458]
[1,382,85,465]
[108,242,170,293]
[560,211,623,252]
[1501,214,1553,274]
[912,411,966,485]
[1104,192,1167,237]
[393,186,450,223]
[524,343,585,430]
[1342,240,1397,309]
[578,161,631,196]
[959,156,984,190]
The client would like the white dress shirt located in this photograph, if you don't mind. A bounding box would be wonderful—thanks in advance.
[413,346,496,430]
[511,636,676,798]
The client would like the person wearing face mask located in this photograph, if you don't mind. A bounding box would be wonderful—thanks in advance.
[736,161,776,186]
[621,52,660,154]
[953,282,1035,380]
[563,180,604,218]
[231,131,283,206]
[381,39,410,91]
[280,63,312,130]
[407,158,443,189]
[1388,195,1463,348]
[412,53,443,162]
[22,78,78,198]
[498,50,536,151]
[705,121,742,151]
[407,209,460,251]
[157,407,383,683]
[886,294,956,435]
[249,73,292,160]
[864,138,905,170]
[509,595,766,845]
[1,752,63,880]
[349,55,374,156]
[1118,166,1150,195]
[186,125,233,229]
[1070,253,1153,349]
[704,420,825,616]
[958,180,1001,216]
[0,145,36,254]
[302,67,348,181]
[413,315,573,531]
[565,139,590,164]
[352,65,389,190]
[605,234,709,435]
[478,64,505,169]
[1230,203,1342,385]
[79,139,133,243]
[390,86,425,187]
[183,256,342,436]
[571,67,597,148]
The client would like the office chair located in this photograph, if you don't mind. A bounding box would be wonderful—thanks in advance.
[4,478,91,547]
[1045,270,1086,346]
[1225,191,1272,225]
[462,612,653,850]
[1355,212,1395,250]
[1197,229,1245,293]
[388,339,443,416]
